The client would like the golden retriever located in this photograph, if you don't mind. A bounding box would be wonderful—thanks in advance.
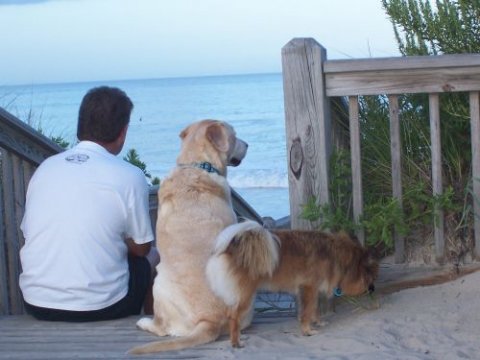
[129,120,249,354]
[206,220,379,347]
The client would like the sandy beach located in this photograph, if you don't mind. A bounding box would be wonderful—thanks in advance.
[197,269,479,360]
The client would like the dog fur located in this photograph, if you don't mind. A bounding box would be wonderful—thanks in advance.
[129,120,249,354]
[206,220,379,347]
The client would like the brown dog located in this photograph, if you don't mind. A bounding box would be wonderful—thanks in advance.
[206,220,379,347]
[130,120,249,354]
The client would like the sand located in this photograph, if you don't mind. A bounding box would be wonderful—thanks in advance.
[199,269,479,360]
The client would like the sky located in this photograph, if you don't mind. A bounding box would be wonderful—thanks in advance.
[0,0,400,86]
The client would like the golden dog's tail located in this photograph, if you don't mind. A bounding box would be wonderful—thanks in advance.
[206,220,280,306]
[128,320,221,355]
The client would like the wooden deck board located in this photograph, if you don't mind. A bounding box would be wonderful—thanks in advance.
[0,314,299,360]
[1,263,479,359]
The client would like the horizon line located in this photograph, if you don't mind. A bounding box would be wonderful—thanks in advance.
[0,71,283,88]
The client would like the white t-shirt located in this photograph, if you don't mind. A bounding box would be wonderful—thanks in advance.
[19,141,154,311]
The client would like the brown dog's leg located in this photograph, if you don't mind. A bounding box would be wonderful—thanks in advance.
[229,287,257,348]
[229,312,242,348]
[298,285,318,336]
[229,298,251,348]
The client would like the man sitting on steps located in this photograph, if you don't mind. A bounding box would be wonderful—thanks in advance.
[19,86,159,321]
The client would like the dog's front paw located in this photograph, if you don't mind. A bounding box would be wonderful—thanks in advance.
[301,326,319,336]
[136,317,153,331]
[136,317,168,337]
[232,339,245,348]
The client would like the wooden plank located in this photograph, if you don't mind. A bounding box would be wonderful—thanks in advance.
[148,185,159,235]
[0,108,63,166]
[324,53,480,73]
[1,151,19,315]
[20,161,35,249]
[0,148,10,315]
[470,92,480,260]
[325,66,480,96]
[8,155,26,314]
[348,96,364,245]
[388,95,405,263]
[429,94,445,264]
[281,38,331,230]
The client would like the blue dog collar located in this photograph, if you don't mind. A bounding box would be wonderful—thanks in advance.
[179,162,221,176]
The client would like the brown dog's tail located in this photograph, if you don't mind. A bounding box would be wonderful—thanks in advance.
[128,320,221,355]
[206,220,280,306]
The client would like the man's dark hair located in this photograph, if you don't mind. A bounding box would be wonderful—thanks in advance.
[77,86,133,143]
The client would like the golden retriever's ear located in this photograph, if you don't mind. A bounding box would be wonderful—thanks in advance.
[179,126,189,140]
[206,122,229,152]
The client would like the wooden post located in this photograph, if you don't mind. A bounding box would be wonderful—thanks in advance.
[470,91,480,259]
[429,94,445,264]
[282,38,331,230]
[348,96,364,245]
[388,95,405,263]
[0,148,9,315]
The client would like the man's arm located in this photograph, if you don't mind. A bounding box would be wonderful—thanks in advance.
[125,238,152,257]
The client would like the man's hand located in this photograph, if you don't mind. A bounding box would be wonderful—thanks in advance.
[125,238,152,257]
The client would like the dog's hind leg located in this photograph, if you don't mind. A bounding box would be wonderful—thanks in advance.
[229,297,253,348]
[298,285,319,336]
[229,311,242,348]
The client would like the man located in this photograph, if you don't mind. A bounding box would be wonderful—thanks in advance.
[19,86,157,321]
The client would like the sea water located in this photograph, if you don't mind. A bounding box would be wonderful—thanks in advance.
[0,73,290,220]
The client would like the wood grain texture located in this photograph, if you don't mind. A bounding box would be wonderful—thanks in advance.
[348,96,364,245]
[282,38,331,230]
[429,94,445,264]
[470,92,480,260]
[0,108,63,165]
[324,54,480,96]
[0,148,9,315]
[388,95,405,263]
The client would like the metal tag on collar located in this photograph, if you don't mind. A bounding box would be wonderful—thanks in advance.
[333,287,343,297]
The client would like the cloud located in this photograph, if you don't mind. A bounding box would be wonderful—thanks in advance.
[1,0,55,5]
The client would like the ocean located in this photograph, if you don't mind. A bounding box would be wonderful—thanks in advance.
[0,73,290,220]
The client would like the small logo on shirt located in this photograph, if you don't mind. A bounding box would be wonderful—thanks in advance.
[65,154,90,164]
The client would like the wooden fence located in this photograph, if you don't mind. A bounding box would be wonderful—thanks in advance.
[0,108,64,315]
[282,37,480,264]
[0,108,264,315]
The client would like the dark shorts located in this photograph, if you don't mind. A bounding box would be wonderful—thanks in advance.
[23,255,151,322]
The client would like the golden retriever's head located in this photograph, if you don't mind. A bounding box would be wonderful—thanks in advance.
[177,120,248,176]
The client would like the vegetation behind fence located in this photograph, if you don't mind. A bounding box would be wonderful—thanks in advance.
[281,37,480,264]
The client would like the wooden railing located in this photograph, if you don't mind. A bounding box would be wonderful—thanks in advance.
[0,108,264,315]
[0,108,64,315]
[282,37,480,264]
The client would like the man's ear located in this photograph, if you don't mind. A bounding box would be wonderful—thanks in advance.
[111,124,129,155]
[206,122,229,152]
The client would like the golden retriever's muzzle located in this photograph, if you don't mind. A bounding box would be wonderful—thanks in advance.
[229,138,248,167]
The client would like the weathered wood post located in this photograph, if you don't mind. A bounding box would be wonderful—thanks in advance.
[281,38,331,230]
[429,94,445,264]
[470,91,480,260]
[388,95,405,263]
